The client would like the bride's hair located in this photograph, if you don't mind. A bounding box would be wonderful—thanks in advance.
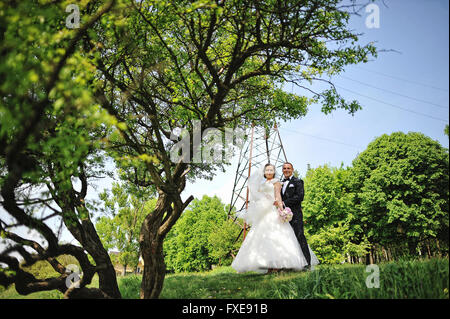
[263,163,276,179]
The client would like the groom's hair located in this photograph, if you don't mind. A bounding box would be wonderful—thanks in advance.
[283,162,294,168]
[263,163,276,179]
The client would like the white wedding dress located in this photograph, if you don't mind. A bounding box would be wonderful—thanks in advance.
[231,168,319,274]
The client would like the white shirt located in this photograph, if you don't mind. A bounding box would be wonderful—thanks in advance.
[282,175,292,194]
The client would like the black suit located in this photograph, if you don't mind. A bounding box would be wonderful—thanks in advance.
[281,175,311,266]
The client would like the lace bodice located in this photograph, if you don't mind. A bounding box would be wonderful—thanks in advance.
[257,178,280,200]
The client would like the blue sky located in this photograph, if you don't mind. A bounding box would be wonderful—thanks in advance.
[183,0,449,205]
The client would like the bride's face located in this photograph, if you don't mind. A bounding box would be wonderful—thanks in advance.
[264,166,275,179]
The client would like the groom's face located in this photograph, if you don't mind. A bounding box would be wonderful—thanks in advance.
[282,164,293,178]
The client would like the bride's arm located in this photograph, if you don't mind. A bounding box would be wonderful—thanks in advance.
[273,182,283,209]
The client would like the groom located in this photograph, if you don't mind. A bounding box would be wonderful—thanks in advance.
[280,162,311,268]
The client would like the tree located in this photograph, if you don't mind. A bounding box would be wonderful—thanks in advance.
[303,164,370,264]
[348,132,449,256]
[163,195,232,272]
[84,0,379,298]
[96,182,155,275]
[0,1,121,298]
[445,124,449,138]
[303,164,353,228]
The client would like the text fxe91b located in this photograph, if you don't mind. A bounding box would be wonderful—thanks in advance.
[181,302,269,316]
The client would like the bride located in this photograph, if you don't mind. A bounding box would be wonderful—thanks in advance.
[231,163,319,274]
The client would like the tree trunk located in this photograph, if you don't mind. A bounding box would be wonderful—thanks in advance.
[139,186,193,299]
[373,245,377,263]
[78,218,122,298]
[426,241,432,258]
[140,237,166,299]
[56,192,122,298]
[62,207,121,298]
[436,239,441,257]
[365,253,370,265]
[96,255,121,298]
[408,240,418,256]
[123,264,127,276]
[139,196,169,299]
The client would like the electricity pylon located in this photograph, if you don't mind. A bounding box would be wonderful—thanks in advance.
[228,122,288,240]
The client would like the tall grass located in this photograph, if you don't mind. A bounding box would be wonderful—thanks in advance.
[118,275,142,299]
[271,258,449,299]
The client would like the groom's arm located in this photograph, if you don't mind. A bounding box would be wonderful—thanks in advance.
[283,179,304,208]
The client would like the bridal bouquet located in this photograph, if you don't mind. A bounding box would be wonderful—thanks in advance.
[278,206,293,223]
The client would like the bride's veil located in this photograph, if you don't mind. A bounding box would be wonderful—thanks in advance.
[236,165,272,226]
[247,165,265,202]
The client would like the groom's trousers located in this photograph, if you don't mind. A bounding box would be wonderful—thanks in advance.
[290,212,311,266]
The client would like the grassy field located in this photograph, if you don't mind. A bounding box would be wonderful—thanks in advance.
[1,257,448,299]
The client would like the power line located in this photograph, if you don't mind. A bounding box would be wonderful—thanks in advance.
[279,127,363,150]
[335,85,449,123]
[340,75,447,109]
[353,66,449,92]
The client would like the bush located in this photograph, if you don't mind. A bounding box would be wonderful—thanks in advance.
[164,195,242,272]
[308,222,370,264]
[208,218,243,266]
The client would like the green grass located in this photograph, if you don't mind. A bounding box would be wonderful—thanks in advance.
[158,258,449,299]
[0,286,64,299]
[1,258,448,299]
